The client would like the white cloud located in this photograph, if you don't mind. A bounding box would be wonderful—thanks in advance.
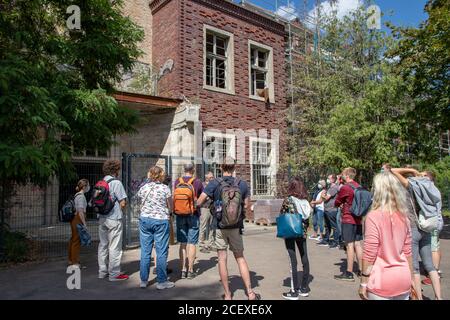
[308,0,363,28]
[275,4,297,21]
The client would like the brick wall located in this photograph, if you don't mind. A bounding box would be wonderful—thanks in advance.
[122,0,153,65]
[151,0,288,195]
[152,0,180,97]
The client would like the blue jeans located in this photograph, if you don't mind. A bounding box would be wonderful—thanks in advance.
[312,208,324,234]
[336,209,342,243]
[324,210,339,245]
[139,217,170,283]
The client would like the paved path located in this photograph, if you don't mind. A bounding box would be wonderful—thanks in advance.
[1,223,449,300]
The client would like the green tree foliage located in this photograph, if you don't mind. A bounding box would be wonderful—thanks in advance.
[0,0,143,186]
[288,5,414,185]
[389,0,450,143]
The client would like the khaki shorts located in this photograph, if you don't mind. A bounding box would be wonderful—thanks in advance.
[214,229,244,253]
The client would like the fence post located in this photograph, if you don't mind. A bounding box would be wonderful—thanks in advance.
[0,180,6,262]
[121,153,128,249]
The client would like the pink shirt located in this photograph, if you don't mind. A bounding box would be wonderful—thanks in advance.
[363,210,412,298]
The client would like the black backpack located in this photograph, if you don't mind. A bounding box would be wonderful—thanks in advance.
[349,184,373,217]
[59,193,83,222]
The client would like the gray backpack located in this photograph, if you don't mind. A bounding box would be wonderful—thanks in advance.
[349,184,372,217]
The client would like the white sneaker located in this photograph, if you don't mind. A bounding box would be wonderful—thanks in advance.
[140,281,148,288]
[156,281,175,290]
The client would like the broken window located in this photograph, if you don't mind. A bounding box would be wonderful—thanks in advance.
[250,47,269,96]
[205,32,228,89]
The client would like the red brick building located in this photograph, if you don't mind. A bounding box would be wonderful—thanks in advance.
[150,0,288,199]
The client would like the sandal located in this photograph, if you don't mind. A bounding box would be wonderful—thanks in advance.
[221,293,233,300]
[248,292,261,300]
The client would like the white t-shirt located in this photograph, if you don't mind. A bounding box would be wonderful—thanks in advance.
[74,192,87,213]
[315,191,325,210]
[137,181,172,220]
[102,175,127,220]
[291,196,312,220]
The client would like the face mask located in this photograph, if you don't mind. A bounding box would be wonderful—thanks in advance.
[84,185,90,193]
[326,179,331,184]
[317,184,323,189]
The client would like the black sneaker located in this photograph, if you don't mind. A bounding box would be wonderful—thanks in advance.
[187,271,197,279]
[317,240,329,247]
[282,290,299,300]
[181,271,188,279]
[328,243,339,249]
[298,287,310,297]
[334,272,355,282]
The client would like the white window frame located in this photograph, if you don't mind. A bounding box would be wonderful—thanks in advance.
[248,40,275,103]
[249,136,277,198]
[203,131,236,178]
[203,25,235,95]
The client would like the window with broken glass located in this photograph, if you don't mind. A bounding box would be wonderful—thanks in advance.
[250,47,269,96]
[206,32,228,89]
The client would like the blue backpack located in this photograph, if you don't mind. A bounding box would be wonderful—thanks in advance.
[349,184,372,217]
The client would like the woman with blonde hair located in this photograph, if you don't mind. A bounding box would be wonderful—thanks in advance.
[137,166,174,290]
[359,172,414,300]
[68,179,89,268]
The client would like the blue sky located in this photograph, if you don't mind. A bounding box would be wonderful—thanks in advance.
[242,0,428,30]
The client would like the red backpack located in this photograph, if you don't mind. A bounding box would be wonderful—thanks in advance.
[92,178,117,215]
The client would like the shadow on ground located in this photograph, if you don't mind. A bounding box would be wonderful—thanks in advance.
[282,272,314,289]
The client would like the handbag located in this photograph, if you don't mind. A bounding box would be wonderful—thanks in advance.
[276,197,304,239]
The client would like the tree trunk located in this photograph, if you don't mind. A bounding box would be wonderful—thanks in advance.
[0,179,6,261]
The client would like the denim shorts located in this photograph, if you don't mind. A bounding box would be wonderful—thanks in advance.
[176,214,200,244]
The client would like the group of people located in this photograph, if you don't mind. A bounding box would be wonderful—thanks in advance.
[286,165,444,300]
[67,159,260,299]
[66,159,445,300]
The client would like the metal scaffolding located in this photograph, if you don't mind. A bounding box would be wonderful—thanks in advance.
[238,0,323,110]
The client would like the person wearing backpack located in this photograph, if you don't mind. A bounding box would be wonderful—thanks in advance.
[391,167,443,300]
[96,160,129,282]
[196,158,260,300]
[280,177,312,300]
[422,171,444,286]
[334,168,363,282]
[68,179,89,268]
[173,163,204,279]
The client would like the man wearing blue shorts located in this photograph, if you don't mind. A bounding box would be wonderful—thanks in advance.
[174,163,203,279]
